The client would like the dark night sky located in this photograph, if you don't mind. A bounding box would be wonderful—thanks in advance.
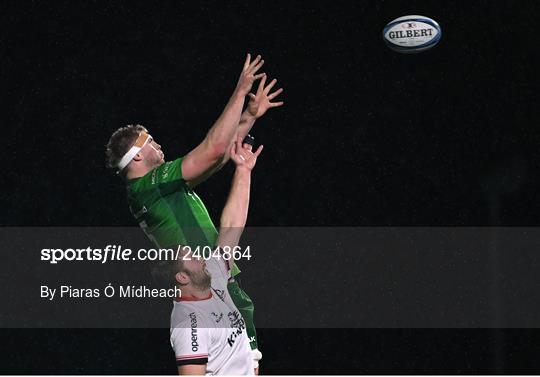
[3,0,539,227]
[2,1,540,374]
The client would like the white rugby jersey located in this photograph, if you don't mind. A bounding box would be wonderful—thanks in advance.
[170,256,253,375]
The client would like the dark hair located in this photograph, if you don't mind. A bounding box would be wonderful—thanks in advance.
[151,256,185,288]
[105,124,148,171]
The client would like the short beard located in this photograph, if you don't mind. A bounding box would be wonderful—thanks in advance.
[186,268,211,291]
[145,157,162,170]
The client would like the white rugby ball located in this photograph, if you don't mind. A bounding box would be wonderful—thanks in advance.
[383,15,441,53]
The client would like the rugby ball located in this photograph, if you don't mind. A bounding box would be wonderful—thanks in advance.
[383,15,441,53]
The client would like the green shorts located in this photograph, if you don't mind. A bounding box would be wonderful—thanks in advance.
[227,279,258,350]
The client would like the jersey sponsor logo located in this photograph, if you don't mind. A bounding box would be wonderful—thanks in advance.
[226,310,246,347]
[211,312,223,323]
[213,288,225,302]
[189,312,199,352]
[161,161,171,179]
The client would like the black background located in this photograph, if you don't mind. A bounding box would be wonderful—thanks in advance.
[2,0,540,374]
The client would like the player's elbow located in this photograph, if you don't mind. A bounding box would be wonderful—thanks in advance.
[210,141,228,160]
[205,135,229,160]
[220,216,246,231]
[217,226,244,249]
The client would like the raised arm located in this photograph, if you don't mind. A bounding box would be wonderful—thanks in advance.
[237,74,284,141]
[216,137,263,250]
[181,54,265,184]
[183,58,284,188]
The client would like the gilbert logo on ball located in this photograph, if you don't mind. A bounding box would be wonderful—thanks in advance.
[383,15,441,53]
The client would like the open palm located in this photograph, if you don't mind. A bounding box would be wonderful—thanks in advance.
[230,136,263,171]
[247,75,284,119]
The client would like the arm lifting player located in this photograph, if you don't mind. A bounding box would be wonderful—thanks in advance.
[174,138,263,375]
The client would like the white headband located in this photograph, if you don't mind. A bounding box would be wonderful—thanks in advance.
[117,132,152,171]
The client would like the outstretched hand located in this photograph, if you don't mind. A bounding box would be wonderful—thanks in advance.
[236,54,266,97]
[247,74,284,119]
[230,136,263,171]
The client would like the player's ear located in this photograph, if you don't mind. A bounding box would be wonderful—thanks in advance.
[132,152,143,162]
[175,271,189,285]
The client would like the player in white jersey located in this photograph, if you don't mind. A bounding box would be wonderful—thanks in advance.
[162,136,263,375]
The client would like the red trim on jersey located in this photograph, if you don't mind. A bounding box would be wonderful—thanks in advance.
[175,292,212,302]
[176,353,209,360]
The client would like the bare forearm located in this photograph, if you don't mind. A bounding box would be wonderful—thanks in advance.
[238,111,257,140]
[217,110,257,166]
[206,91,246,155]
[185,109,256,187]
[217,168,251,248]
[221,168,251,228]
[206,53,263,156]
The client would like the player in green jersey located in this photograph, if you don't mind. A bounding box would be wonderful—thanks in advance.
[105,54,283,373]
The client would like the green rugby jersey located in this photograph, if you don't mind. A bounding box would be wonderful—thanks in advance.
[127,157,241,276]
